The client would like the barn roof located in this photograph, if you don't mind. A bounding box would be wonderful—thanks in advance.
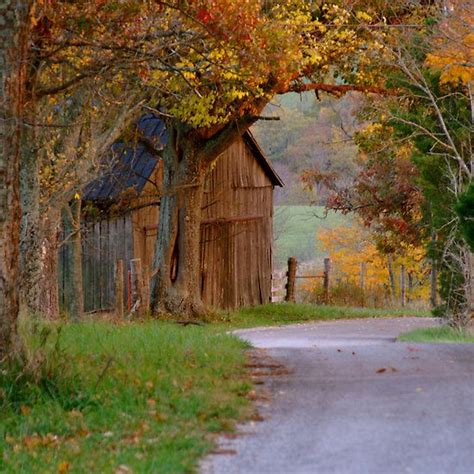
[243,130,284,187]
[83,114,282,201]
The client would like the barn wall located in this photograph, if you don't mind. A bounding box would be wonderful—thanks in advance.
[59,215,134,313]
[131,162,161,273]
[200,136,274,309]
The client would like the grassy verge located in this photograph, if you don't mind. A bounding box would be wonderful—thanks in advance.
[398,326,474,343]
[0,321,253,473]
[212,302,431,328]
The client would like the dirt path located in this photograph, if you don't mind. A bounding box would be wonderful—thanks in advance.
[202,317,474,474]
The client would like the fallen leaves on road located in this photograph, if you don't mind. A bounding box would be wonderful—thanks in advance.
[376,367,398,374]
[210,449,237,456]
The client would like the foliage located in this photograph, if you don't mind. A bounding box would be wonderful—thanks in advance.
[456,183,474,252]
[253,92,363,206]
[302,223,430,307]
[1,321,252,473]
[313,1,473,325]
[425,0,473,87]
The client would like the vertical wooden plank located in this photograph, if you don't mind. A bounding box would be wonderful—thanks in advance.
[115,259,124,318]
[93,221,100,311]
[82,225,91,312]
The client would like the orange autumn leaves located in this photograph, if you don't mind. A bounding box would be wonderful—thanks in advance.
[425,1,474,86]
[314,223,430,303]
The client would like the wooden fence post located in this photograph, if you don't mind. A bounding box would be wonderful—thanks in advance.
[285,257,297,303]
[323,257,331,305]
[142,265,150,314]
[130,258,143,316]
[400,264,406,307]
[115,259,124,318]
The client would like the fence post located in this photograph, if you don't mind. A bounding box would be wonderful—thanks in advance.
[323,257,331,305]
[142,265,150,314]
[400,264,406,307]
[115,259,124,318]
[285,257,297,303]
[130,258,144,316]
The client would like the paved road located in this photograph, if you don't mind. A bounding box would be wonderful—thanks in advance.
[202,318,474,474]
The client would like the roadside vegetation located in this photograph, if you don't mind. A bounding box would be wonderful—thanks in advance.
[0,320,253,473]
[398,326,474,344]
[221,303,430,328]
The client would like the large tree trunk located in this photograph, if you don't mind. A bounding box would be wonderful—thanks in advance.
[20,117,42,314]
[151,125,206,316]
[70,199,84,320]
[0,0,31,359]
[61,200,84,320]
[149,116,262,317]
[38,209,61,320]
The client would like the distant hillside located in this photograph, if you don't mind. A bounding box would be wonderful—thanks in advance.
[252,92,364,206]
[273,205,353,269]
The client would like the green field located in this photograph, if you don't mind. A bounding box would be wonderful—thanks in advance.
[273,205,352,268]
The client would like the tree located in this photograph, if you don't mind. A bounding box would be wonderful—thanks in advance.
[147,0,389,315]
[0,0,32,359]
[456,184,474,252]
[17,0,186,317]
[330,1,473,326]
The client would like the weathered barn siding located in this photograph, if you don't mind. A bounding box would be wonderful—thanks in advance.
[130,162,162,270]
[200,135,274,308]
[82,216,133,312]
[59,216,133,313]
[63,165,161,313]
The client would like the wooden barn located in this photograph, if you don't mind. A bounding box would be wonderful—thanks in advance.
[59,115,283,312]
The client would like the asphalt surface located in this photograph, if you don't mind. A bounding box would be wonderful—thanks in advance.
[201,317,474,474]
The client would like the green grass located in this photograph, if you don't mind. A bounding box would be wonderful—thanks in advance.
[0,321,253,474]
[398,326,474,343]
[274,205,353,267]
[213,303,431,328]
